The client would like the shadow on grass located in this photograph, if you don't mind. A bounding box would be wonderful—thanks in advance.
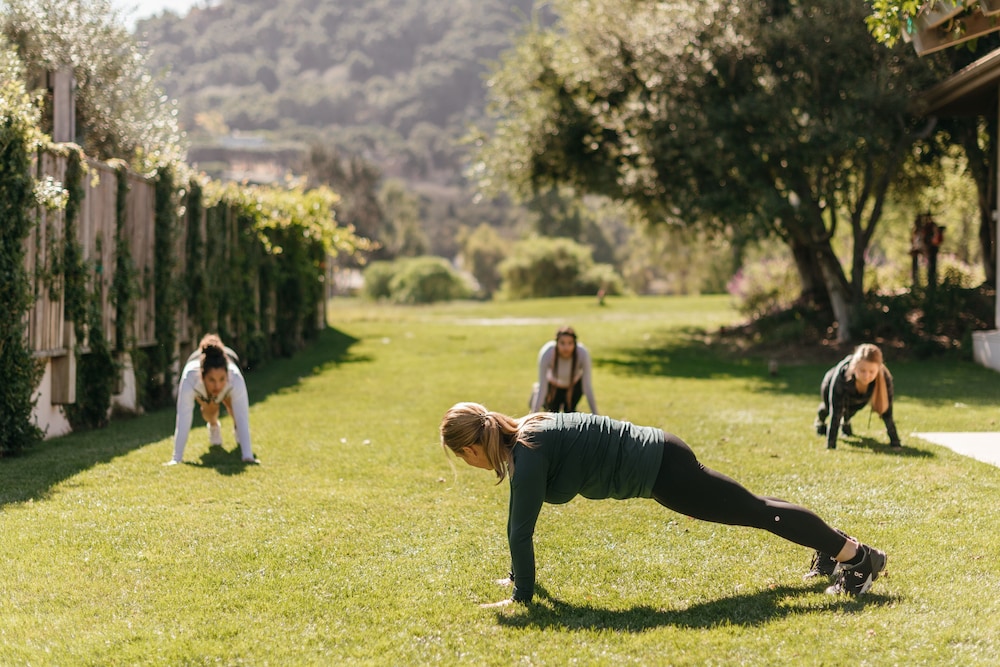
[0,326,362,506]
[836,436,935,458]
[184,444,260,476]
[497,583,897,631]
[599,330,1000,410]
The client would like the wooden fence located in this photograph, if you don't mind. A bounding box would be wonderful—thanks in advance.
[24,151,157,405]
[21,142,333,438]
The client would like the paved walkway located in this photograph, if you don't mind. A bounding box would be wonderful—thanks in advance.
[914,432,1000,467]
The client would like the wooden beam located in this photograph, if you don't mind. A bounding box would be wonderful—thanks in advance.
[912,9,1000,56]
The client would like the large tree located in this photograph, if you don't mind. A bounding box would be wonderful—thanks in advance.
[473,0,945,340]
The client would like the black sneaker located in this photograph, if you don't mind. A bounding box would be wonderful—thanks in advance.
[805,529,850,580]
[803,550,838,580]
[841,422,853,437]
[826,544,886,596]
[815,421,827,436]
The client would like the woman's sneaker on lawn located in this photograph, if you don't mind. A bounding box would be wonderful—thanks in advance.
[804,550,839,580]
[208,423,222,446]
[804,528,850,580]
[826,544,886,596]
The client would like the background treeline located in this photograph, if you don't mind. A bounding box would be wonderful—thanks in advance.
[136,2,994,315]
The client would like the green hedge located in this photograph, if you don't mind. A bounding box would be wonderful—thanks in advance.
[498,236,624,299]
[0,53,44,456]
[362,256,472,303]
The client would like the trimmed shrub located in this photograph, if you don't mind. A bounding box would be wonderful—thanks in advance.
[362,256,472,303]
[499,236,624,299]
[361,261,397,300]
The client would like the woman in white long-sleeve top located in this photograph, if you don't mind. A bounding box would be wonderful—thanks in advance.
[530,326,598,414]
[166,333,257,465]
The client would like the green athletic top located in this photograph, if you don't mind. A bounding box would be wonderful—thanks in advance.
[508,412,666,602]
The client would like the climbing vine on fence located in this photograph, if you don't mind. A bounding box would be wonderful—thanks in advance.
[62,146,88,332]
[0,54,43,456]
[137,167,181,410]
[113,162,136,355]
[61,153,120,431]
[196,181,371,365]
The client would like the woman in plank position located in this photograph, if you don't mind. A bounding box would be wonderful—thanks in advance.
[440,402,886,606]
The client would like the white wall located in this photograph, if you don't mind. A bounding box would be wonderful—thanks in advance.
[31,353,141,440]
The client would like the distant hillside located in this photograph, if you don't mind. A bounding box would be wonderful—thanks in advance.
[136,0,543,183]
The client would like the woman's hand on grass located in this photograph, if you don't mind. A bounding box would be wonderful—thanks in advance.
[479,598,515,609]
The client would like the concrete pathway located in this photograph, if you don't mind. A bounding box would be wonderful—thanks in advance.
[913,432,1000,467]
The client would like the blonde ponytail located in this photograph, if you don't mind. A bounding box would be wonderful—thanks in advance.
[871,366,891,415]
[850,343,890,415]
[440,402,545,482]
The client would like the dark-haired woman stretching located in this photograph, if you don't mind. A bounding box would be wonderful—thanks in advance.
[167,334,257,465]
[531,326,598,414]
[440,403,887,606]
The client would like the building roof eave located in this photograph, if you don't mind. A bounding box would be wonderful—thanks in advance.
[921,47,1000,116]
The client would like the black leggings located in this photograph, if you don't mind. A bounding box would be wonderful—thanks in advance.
[544,383,583,412]
[651,433,848,556]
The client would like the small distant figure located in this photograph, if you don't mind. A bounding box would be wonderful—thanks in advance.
[167,333,258,465]
[768,359,779,377]
[530,326,598,414]
[597,287,607,306]
[909,212,945,290]
[814,343,901,450]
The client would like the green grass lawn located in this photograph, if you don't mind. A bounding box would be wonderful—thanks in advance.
[3,295,1000,665]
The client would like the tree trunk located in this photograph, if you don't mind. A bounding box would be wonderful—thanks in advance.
[816,245,853,344]
[787,231,852,342]
[789,239,828,307]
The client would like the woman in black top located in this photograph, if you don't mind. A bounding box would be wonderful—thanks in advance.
[440,402,888,606]
[815,343,901,450]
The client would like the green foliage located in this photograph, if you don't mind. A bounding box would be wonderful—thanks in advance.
[865,1,950,46]
[362,256,472,304]
[459,223,507,298]
[63,259,118,431]
[361,261,397,301]
[473,0,948,338]
[141,167,181,409]
[62,147,88,333]
[112,163,136,354]
[855,280,994,358]
[141,0,539,179]
[197,180,370,359]
[499,236,623,300]
[0,45,44,455]
[59,147,119,430]
[1,0,186,172]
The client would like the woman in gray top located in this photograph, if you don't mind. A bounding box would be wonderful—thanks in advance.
[440,402,887,606]
[531,326,598,414]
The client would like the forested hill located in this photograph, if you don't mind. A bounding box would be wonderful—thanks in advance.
[136,0,542,182]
